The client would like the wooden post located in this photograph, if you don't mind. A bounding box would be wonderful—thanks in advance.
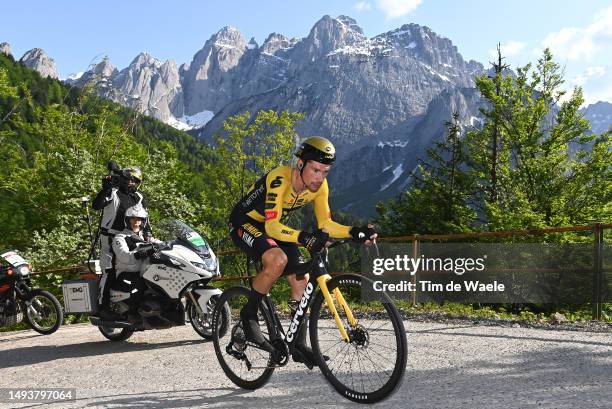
[592,223,604,320]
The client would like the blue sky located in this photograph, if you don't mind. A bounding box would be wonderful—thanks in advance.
[2,0,611,104]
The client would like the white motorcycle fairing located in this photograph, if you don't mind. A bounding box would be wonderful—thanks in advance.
[140,244,216,299]
[194,287,222,311]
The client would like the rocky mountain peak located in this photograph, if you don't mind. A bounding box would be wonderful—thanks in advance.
[130,52,161,68]
[19,48,59,79]
[294,15,367,63]
[0,42,12,57]
[211,26,246,49]
[335,15,364,35]
[92,56,116,77]
[376,23,462,63]
[261,32,292,55]
[248,37,258,49]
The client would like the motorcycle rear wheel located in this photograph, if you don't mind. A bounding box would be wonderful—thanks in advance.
[99,326,134,341]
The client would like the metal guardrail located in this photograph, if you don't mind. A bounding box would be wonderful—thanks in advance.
[33,223,610,319]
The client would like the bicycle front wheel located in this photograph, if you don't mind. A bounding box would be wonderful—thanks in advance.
[309,274,407,404]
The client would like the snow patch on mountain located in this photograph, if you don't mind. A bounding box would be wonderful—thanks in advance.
[380,164,404,191]
[169,110,215,130]
[377,140,409,148]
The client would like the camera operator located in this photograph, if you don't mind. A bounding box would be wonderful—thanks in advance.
[93,162,152,319]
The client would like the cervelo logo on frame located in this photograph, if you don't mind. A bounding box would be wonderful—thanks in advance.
[285,282,314,342]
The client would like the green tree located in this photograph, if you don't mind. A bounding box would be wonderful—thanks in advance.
[376,48,610,237]
[200,110,303,245]
[467,48,611,230]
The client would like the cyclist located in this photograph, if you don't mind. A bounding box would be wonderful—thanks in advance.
[228,136,377,367]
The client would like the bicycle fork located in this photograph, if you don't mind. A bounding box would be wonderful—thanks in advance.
[316,274,357,343]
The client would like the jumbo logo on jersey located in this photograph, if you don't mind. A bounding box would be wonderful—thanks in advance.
[242,223,262,237]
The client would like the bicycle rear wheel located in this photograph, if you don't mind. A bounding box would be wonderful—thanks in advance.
[212,286,275,389]
[309,274,407,403]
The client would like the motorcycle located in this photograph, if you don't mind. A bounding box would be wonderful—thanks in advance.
[88,220,230,342]
[0,250,63,334]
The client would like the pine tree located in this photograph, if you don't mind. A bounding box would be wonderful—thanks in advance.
[376,112,477,235]
[465,48,610,229]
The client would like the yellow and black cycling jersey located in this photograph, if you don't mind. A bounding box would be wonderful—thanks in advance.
[230,165,351,243]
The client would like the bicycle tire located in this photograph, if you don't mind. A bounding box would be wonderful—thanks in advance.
[309,274,407,403]
[212,286,276,390]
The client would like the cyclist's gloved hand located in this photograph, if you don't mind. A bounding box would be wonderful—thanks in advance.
[350,225,377,243]
[134,244,155,260]
[298,229,329,253]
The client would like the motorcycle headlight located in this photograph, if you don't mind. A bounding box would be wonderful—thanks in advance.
[193,258,217,272]
[18,266,30,276]
[204,258,217,272]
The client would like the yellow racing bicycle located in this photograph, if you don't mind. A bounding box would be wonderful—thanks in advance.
[211,240,407,403]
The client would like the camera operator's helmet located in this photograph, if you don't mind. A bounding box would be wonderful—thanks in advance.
[119,166,143,192]
[294,136,336,165]
[122,166,142,183]
[124,204,148,229]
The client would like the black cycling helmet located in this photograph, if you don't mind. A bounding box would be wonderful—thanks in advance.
[294,136,336,165]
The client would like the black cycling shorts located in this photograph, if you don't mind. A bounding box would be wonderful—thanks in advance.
[228,216,300,275]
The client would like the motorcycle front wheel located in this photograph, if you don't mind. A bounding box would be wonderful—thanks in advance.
[187,295,231,340]
[23,289,63,335]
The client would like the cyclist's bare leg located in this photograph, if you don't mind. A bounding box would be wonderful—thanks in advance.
[241,247,287,349]
[251,248,287,294]
[286,273,309,300]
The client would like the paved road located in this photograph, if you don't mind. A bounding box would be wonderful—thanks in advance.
[0,321,610,408]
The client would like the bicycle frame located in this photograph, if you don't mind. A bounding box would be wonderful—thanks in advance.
[262,252,357,352]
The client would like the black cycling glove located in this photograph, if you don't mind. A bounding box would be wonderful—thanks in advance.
[298,229,329,253]
[349,225,377,243]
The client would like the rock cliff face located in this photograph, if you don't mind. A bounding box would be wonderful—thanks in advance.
[581,101,612,134]
[196,16,483,151]
[19,48,59,79]
[0,42,12,57]
[69,15,485,138]
[59,15,610,215]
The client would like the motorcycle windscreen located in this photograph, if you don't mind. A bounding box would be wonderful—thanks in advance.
[159,220,212,255]
[1,251,27,267]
